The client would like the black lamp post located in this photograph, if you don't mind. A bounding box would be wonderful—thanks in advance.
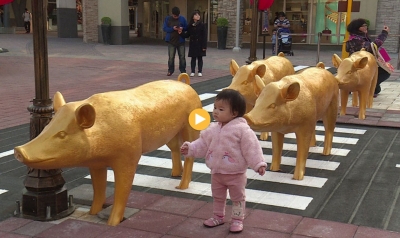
[18,0,74,221]
[246,0,258,64]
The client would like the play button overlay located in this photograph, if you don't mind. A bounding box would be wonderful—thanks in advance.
[189,108,211,131]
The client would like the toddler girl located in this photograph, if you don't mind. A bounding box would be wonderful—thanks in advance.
[180,89,267,233]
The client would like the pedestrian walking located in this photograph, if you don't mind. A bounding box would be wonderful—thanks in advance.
[345,18,390,97]
[22,8,31,33]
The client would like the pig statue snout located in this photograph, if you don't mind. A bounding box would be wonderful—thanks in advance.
[14,146,26,163]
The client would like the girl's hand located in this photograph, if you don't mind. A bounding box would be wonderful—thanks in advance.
[180,144,189,155]
[384,26,389,32]
[258,166,266,176]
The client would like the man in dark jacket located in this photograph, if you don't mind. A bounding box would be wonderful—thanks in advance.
[163,7,188,76]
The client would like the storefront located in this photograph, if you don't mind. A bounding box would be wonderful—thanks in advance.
[2,0,394,50]
[139,0,379,46]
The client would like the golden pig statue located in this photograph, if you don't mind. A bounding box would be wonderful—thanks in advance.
[244,63,338,180]
[227,52,295,140]
[14,75,201,226]
[332,49,378,119]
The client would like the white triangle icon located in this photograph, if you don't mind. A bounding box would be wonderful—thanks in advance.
[195,114,205,125]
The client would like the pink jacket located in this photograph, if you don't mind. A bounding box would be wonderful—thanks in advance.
[183,117,267,174]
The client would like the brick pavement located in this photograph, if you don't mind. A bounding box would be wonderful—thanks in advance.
[1,32,400,237]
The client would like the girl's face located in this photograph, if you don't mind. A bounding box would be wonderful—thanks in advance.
[193,13,200,21]
[359,23,368,33]
[213,99,238,126]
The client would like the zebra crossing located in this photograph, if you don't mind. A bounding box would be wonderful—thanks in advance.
[0,65,359,212]
[83,85,367,212]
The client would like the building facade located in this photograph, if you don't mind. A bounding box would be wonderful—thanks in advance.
[83,0,400,52]
[2,0,399,52]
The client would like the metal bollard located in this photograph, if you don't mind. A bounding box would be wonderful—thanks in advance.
[46,206,51,219]
[69,195,74,207]
[15,201,20,215]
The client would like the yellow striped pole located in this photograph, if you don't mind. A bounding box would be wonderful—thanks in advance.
[341,0,353,59]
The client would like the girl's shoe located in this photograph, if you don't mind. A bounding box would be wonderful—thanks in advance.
[229,220,243,233]
[198,72,202,77]
[203,217,224,227]
[190,73,195,77]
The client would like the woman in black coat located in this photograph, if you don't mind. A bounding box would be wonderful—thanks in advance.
[184,11,207,77]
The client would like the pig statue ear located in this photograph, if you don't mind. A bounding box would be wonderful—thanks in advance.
[254,75,266,97]
[53,91,66,113]
[230,59,239,76]
[280,82,300,102]
[75,103,96,129]
[316,62,325,69]
[251,64,266,80]
[332,54,342,68]
[353,56,368,69]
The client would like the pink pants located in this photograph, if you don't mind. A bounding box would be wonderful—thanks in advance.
[211,173,247,220]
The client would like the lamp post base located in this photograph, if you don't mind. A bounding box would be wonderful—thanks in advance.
[18,186,75,221]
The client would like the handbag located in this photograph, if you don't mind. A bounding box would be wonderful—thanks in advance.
[371,42,394,74]
[321,28,331,40]
[378,47,391,62]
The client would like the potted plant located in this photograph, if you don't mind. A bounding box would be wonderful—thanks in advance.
[216,17,228,50]
[101,17,112,44]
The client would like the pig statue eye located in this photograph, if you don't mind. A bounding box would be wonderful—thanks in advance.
[268,103,276,109]
[57,131,67,139]
[346,70,352,75]
[242,80,248,85]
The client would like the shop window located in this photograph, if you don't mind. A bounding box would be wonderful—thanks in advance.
[285,0,308,43]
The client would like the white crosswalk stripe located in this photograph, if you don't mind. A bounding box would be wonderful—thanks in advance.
[85,171,313,210]
[0,189,7,195]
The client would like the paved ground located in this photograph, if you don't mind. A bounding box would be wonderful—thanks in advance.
[1,31,400,237]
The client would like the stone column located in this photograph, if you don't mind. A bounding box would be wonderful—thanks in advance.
[57,0,78,38]
[98,0,129,45]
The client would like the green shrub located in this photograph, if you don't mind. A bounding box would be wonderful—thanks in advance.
[365,19,370,27]
[216,17,228,27]
[101,17,111,25]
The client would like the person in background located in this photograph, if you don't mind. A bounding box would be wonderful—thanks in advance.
[180,89,267,233]
[162,6,188,76]
[183,10,207,77]
[274,12,290,30]
[271,28,277,55]
[345,18,390,97]
[22,8,31,33]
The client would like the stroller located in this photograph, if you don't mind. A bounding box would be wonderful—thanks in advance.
[276,28,293,56]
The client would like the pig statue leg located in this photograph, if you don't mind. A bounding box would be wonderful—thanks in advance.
[367,70,378,108]
[309,130,316,147]
[357,89,368,120]
[108,156,139,226]
[293,127,313,180]
[89,167,108,215]
[260,132,269,141]
[339,89,350,116]
[270,132,284,172]
[174,126,199,189]
[322,100,338,155]
[352,91,359,107]
[166,135,183,178]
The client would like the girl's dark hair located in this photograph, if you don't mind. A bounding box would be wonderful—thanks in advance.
[347,18,367,34]
[215,89,246,117]
[188,10,201,26]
